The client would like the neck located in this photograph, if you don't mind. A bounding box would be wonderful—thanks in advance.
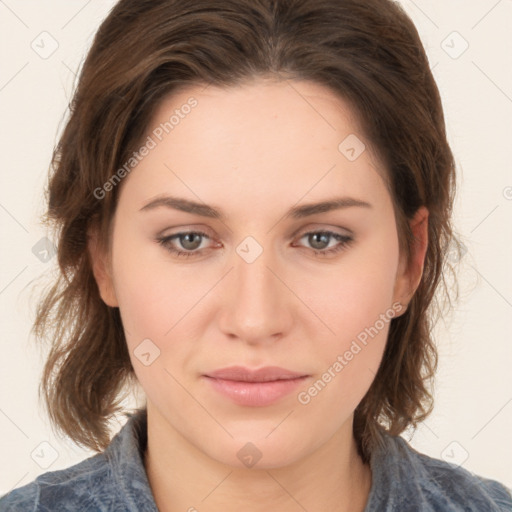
[143,406,372,512]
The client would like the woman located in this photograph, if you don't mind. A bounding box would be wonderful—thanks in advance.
[1,0,510,510]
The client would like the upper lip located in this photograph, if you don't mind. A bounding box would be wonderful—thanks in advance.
[204,366,308,382]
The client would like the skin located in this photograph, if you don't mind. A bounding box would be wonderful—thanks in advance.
[89,78,428,512]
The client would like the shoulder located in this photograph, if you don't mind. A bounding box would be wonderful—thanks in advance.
[410,445,512,511]
[0,451,119,511]
[0,409,154,512]
[367,432,512,511]
[409,441,512,510]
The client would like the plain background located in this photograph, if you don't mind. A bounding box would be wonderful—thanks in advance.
[0,0,511,496]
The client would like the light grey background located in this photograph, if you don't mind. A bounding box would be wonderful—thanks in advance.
[1,0,511,495]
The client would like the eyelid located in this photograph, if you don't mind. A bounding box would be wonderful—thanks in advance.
[157,224,216,237]
[292,223,353,239]
[158,224,352,242]
[156,225,354,261]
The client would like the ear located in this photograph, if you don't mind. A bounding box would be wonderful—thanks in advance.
[392,206,429,314]
[87,225,119,307]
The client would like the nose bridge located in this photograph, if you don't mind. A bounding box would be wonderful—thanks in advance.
[220,237,291,342]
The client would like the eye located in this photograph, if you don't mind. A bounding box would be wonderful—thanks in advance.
[157,230,214,259]
[294,230,354,257]
[156,229,354,259]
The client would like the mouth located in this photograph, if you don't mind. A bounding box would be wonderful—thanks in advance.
[202,366,310,406]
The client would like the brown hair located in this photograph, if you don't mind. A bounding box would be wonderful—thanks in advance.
[34,0,461,462]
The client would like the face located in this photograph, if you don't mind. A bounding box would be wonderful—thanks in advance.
[90,78,427,469]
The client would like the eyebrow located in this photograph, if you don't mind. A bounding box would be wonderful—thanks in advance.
[139,194,372,220]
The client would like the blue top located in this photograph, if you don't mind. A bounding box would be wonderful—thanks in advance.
[1,408,511,511]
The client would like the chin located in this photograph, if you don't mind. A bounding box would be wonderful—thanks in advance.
[201,428,312,471]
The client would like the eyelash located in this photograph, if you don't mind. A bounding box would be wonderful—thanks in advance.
[156,230,354,259]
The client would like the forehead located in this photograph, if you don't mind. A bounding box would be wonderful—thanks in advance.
[154,78,365,147]
[118,78,391,217]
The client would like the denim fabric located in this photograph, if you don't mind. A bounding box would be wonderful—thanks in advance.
[1,408,511,511]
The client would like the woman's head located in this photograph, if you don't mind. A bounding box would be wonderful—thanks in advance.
[35,0,458,464]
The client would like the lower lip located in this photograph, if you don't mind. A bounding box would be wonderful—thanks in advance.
[203,376,309,406]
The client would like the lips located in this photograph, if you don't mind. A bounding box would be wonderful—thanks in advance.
[204,365,308,382]
[202,366,310,406]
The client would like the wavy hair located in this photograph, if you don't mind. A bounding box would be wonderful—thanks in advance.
[33,0,461,463]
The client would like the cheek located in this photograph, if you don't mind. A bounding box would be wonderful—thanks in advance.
[297,281,396,424]
[110,232,179,345]
[296,230,400,397]
[109,240,195,399]
[301,230,400,343]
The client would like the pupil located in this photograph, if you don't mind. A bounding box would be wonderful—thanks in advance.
[310,233,329,250]
[182,233,201,250]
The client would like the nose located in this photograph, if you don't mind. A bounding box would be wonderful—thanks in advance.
[217,242,294,345]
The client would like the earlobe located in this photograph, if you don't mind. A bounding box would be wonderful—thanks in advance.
[392,206,429,312]
[87,226,119,307]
